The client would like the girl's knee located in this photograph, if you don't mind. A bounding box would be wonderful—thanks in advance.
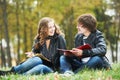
[32,56,43,64]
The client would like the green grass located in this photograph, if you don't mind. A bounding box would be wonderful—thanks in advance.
[0,63,120,80]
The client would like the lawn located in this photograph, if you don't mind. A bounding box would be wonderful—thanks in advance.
[0,63,120,80]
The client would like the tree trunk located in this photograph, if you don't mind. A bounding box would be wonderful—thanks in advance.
[116,14,120,62]
[1,42,6,67]
[68,8,74,49]
[22,1,27,53]
[110,44,115,62]
[0,25,6,67]
[16,0,20,64]
[2,0,12,67]
[29,8,33,48]
[30,27,33,47]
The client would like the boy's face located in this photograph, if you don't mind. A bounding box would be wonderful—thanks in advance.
[77,23,87,34]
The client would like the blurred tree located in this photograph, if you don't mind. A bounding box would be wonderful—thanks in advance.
[111,0,120,62]
[15,0,20,63]
[1,0,12,67]
[22,1,28,53]
[0,24,6,67]
[102,0,120,62]
[61,6,76,49]
[0,1,6,67]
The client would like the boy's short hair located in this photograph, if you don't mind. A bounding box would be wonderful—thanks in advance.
[77,14,97,32]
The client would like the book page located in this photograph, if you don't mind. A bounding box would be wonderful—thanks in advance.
[35,53,51,62]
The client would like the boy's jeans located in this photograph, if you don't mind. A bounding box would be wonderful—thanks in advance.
[60,55,105,73]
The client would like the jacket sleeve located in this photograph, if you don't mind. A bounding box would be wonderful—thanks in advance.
[58,35,67,54]
[82,31,107,57]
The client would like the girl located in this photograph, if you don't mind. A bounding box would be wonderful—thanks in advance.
[0,17,66,75]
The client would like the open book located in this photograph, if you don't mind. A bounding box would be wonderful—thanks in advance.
[57,44,92,54]
[35,53,51,62]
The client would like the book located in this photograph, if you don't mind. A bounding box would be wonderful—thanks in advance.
[20,53,51,64]
[57,44,92,54]
[35,53,51,62]
[77,44,92,50]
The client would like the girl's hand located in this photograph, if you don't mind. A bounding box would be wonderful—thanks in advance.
[25,52,35,58]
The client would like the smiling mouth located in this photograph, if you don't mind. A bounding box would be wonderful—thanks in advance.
[50,32,54,33]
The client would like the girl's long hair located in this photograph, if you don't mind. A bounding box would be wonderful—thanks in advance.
[34,17,64,49]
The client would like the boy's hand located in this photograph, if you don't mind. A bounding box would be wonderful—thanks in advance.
[70,48,83,57]
[64,50,74,56]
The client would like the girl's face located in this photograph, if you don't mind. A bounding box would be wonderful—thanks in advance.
[48,21,55,36]
[77,23,87,34]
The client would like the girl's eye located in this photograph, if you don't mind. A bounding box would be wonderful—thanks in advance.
[48,26,52,29]
[49,26,55,29]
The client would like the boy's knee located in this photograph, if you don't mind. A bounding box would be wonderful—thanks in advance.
[60,55,66,60]
[92,56,101,61]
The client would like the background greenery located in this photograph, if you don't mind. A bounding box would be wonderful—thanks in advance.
[0,0,120,68]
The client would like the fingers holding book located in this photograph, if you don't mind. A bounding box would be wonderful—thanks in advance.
[64,50,74,56]
[57,44,91,57]
[70,48,83,57]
